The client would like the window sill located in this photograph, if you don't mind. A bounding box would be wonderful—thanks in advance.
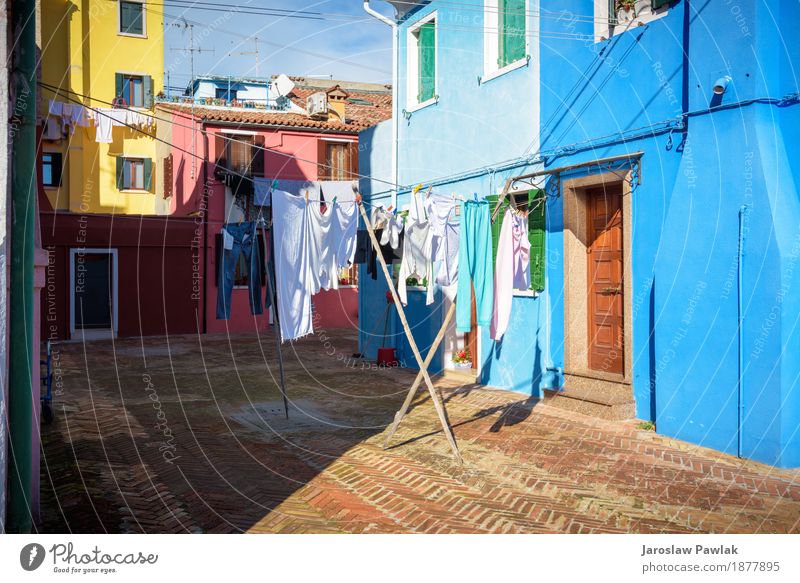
[480,57,530,85]
[120,189,151,194]
[404,96,438,115]
[117,32,147,39]
[513,289,541,298]
[43,185,61,190]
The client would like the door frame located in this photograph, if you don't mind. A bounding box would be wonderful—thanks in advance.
[69,248,119,339]
[562,171,633,384]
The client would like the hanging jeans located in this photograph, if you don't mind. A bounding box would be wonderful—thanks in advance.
[456,200,494,333]
[216,221,263,320]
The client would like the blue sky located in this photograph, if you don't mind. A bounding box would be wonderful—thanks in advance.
[162,0,395,92]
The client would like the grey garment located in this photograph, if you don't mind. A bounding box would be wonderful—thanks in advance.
[433,222,459,287]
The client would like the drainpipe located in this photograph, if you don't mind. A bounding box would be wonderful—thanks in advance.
[737,205,748,458]
[7,0,37,533]
[363,0,399,208]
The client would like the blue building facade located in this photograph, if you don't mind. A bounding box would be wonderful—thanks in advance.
[359,0,800,468]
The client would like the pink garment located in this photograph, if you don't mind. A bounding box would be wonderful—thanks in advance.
[490,209,531,341]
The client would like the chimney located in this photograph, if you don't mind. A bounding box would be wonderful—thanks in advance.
[326,85,348,123]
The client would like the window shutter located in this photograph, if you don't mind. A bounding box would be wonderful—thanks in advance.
[317,139,329,180]
[116,157,124,190]
[251,135,265,177]
[144,158,153,192]
[115,73,124,103]
[500,0,526,68]
[418,22,436,102]
[347,141,359,180]
[651,0,671,10]
[214,132,227,173]
[486,194,509,266]
[143,75,154,108]
[163,154,173,198]
[528,189,546,291]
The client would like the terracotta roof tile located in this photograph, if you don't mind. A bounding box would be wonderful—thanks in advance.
[157,87,391,133]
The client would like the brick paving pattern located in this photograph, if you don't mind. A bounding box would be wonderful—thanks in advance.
[38,331,800,533]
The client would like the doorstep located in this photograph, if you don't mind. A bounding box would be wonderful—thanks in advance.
[542,372,635,421]
[441,367,480,385]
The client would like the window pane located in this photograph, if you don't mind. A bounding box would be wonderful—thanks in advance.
[43,154,54,186]
[120,1,143,35]
[134,161,144,189]
[229,136,254,174]
[132,78,143,107]
[327,143,347,180]
[123,160,132,189]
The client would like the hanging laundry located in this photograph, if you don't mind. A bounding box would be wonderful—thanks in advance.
[93,109,127,143]
[397,217,434,305]
[267,178,319,200]
[490,209,531,341]
[456,199,494,333]
[354,228,403,280]
[426,195,459,286]
[308,200,359,291]
[216,221,264,320]
[272,189,319,342]
[42,117,63,141]
[69,105,89,129]
[253,177,272,206]
[48,99,64,117]
[371,206,403,250]
[319,180,358,203]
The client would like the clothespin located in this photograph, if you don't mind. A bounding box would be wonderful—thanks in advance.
[412,184,423,195]
[332,196,338,205]
[472,193,479,202]
[305,190,309,206]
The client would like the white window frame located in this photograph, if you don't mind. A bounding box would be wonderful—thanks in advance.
[482,0,530,84]
[406,11,438,113]
[594,0,670,42]
[69,248,119,339]
[117,0,147,39]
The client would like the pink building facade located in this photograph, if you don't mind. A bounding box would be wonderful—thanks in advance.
[156,81,390,334]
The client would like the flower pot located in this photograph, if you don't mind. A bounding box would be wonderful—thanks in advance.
[453,361,472,369]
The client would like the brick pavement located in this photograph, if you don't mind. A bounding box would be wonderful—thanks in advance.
[38,331,800,533]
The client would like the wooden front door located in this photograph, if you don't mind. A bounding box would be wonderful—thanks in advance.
[587,186,624,374]
[463,287,478,371]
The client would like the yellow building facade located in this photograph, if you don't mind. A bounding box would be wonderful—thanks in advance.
[40,0,164,214]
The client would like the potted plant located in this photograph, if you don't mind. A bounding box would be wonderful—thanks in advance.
[452,349,472,369]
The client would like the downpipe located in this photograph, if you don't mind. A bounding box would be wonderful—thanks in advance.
[737,205,748,458]
[363,0,399,208]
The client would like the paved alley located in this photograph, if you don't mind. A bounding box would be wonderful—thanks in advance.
[38,331,800,534]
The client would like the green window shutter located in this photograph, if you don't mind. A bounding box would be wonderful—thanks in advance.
[417,22,436,102]
[528,189,546,291]
[144,158,153,191]
[651,0,671,10]
[116,157,125,190]
[115,73,124,102]
[143,75,153,108]
[500,0,526,68]
[486,194,510,266]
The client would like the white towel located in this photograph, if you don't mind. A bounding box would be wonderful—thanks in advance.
[94,109,128,143]
[272,189,319,342]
